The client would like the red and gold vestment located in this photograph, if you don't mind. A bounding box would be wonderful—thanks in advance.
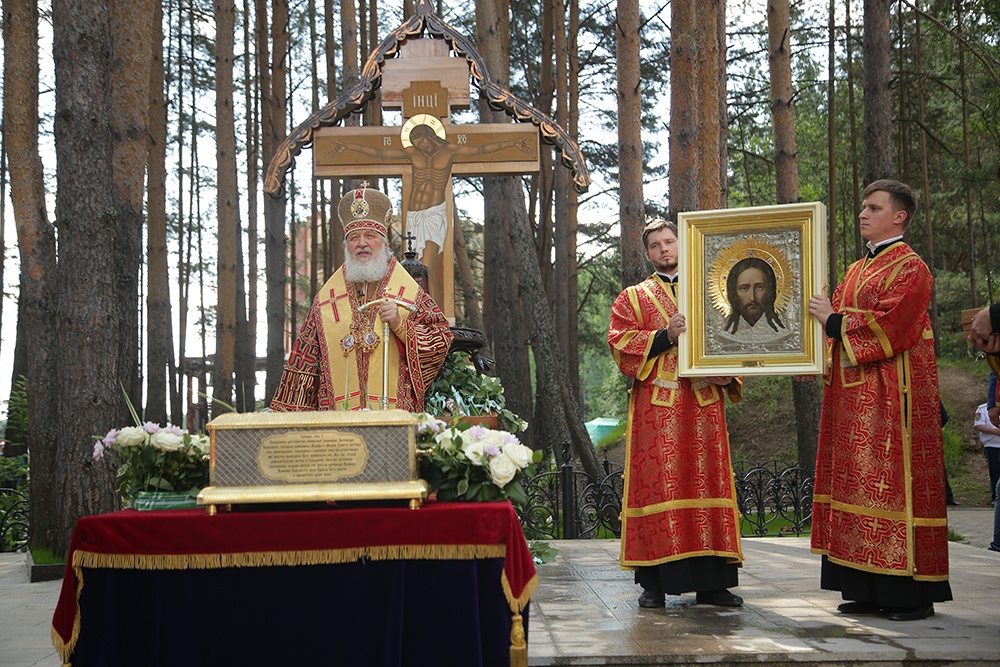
[271,258,453,412]
[811,242,949,581]
[608,274,744,569]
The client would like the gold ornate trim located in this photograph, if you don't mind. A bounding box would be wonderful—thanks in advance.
[197,480,429,514]
[263,0,589,198]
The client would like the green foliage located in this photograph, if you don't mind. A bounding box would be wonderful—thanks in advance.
[0,454,29,489]
[29,547,64,565]
[414,414,538,504]
[95,427,211,504]
[424,353,526,434]
[596,420,627,449]
[942,423,964,475]
[4,376,29,451]
[528,540,559,564]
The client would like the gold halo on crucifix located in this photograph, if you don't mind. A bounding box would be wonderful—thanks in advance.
[400,114,447,148]
[708,236,793,318]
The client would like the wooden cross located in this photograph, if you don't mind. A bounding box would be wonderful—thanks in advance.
[312,39,540,322]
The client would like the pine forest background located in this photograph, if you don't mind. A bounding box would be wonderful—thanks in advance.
[1,0,998,557]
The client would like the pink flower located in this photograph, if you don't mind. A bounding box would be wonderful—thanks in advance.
[142,422,161,434]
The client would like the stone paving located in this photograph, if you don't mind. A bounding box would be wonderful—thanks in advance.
[1,507,997,667]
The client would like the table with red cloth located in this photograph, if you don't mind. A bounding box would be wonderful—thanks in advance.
[52,500,536,667]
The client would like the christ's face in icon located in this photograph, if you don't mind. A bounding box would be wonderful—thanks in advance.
[735,266,768,326]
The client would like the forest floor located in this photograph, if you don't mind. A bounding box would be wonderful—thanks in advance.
[600,361,995,508]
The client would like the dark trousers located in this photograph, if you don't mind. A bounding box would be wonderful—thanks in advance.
[986,447,1000,502]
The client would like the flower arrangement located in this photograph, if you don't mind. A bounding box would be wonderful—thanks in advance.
[414,412,538,504]
[424,353,527,434]
[92,423,210,505]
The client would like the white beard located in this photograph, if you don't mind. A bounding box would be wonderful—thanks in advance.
[344,245,392,284]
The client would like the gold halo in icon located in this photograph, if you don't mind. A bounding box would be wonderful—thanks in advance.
[400,114,446,148]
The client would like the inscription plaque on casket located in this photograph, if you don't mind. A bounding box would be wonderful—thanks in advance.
[197,410,428,514]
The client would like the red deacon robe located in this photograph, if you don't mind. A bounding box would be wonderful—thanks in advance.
[608,274,744,569]
[812,242,949,582]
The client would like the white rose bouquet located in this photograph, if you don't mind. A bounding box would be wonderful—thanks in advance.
[414,412,538,504]
[92,421,211,504]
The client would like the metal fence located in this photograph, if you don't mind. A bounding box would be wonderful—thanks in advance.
[0,446,814,553]
[515,443,813,540]
[0,487,29,552]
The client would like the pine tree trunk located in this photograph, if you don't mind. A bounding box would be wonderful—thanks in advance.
[769,0,819,472]
[914,3,940,349]
[476,0,535,449]
[4,0,60,554]
[214,0,238,412]
[110,0,153,421]
[846,0,862,261]
[616,0,645,288]
[827,0,838,290]
[264,0,289,403]
[53,0,123,557]
[146,0,171,425]
[238,0,258,413]
[862,0,893,183]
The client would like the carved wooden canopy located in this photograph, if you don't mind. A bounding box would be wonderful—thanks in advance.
[263,0,590,198]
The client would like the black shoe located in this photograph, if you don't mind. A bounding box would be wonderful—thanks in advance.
[695,589,743,607]
[638,590,665,608]
[837,600,882,614]
[989,544,1000,553]
[887,604,934,621]
[946,499,959,506]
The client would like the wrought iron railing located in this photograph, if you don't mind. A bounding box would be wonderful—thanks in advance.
[514,444,812,539]
[0,487,29,553]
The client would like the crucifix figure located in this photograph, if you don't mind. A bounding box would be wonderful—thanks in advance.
[313,39,540,321]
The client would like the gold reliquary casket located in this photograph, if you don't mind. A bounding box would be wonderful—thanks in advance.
[197,410,428,514]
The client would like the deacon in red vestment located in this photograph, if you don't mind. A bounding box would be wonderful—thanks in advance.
[808,179,951,622]
[608,220,745,609]
[271,185,453,412]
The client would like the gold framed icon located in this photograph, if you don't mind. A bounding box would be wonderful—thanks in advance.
[677,202,828,377]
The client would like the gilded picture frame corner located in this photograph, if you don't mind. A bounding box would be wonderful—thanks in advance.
[677,202,828,378]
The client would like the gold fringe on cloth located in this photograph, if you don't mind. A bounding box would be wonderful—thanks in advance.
[501,570,538,613]
[52,624,78,666]
[72,543,506,571]
[509,613,527,667]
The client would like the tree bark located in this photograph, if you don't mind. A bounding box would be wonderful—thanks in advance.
[767,0,820,473]
[553,0,579,403]
[914,3,940,350]
[146,0,171,425]
[4,0,60,554]
[264,0,289,403]
[616,0,645,288]
[110,0,154,421]
[476,0,534,449]
[52,0,124,557]
[827,0,838,291]
[863,0,893,184]
[846,0,862,261]
[453,206,485,331]
[238,0,258,413]
[214,0,238,412]
[670,0,725,213]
